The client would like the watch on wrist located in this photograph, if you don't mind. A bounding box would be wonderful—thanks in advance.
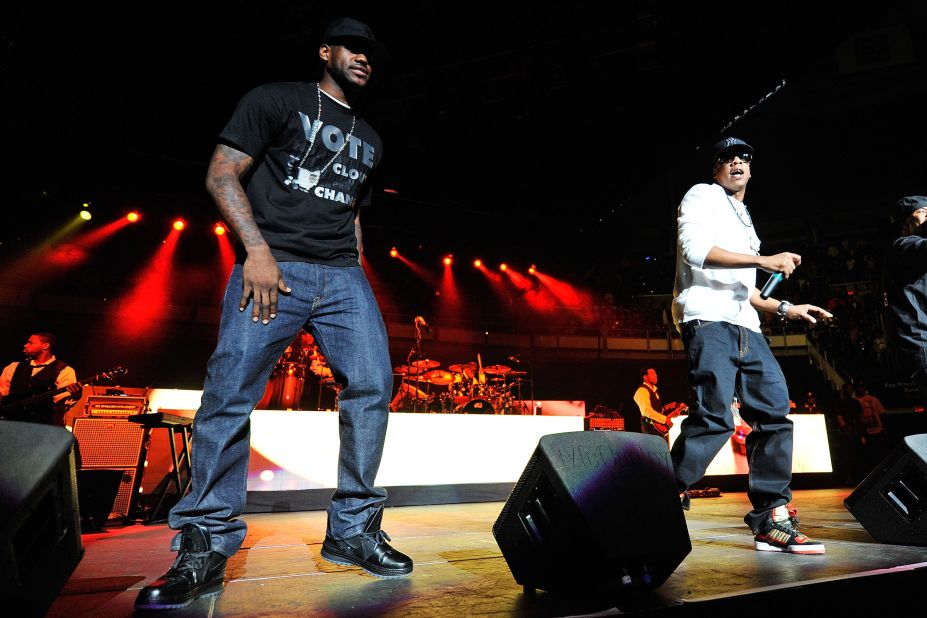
[777,300,793,318]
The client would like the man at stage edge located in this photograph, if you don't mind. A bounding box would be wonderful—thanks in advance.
[883,195,927,400]
[671,137,832,554]
[136,17,412,611]
[0,332,81,425]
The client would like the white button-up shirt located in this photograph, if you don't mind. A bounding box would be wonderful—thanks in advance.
[672,182,762,332]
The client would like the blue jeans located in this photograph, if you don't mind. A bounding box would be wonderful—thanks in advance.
[672,320,793,532]
[169,262,392,557]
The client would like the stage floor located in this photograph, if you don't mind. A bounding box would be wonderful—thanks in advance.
[49,488,926,617]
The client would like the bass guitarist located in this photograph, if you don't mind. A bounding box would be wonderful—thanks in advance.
[634,367,687,444]
[0,332,82,425]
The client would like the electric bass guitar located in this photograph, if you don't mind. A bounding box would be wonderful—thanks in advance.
[0,365,127,424]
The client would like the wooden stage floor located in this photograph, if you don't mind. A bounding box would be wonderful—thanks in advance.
[48,488,926,617]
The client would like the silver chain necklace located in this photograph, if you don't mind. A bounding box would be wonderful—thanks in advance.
[293,85,356,190]
[724,191,753,227]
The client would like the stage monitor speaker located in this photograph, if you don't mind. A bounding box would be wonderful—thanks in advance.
[844,433,927,546]
[0,421,83,617]
[493,431,690,593]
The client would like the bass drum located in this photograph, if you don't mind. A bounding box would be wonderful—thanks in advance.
[454,398,496,414]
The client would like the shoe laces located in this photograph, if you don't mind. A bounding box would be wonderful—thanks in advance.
[371,529,392,545]
[171,551,211,576]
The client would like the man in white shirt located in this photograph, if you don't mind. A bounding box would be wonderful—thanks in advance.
[671,137,831,554]
[634,367,685,443]
[0,332,81,425]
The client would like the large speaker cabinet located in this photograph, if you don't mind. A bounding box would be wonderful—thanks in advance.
[845,433,927,546]
[0,421,83,617]
[493,430,691,593]
[72,417,147,520]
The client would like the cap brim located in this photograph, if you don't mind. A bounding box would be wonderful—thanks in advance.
[325,35,390,65]
[714,144,755,161]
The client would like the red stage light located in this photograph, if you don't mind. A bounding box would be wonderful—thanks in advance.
[473,259,482,268]
[389,247,399,258]
[173,219,186,231]
[214,224,226,236]
[500,263,508,272]
[127,212,140,223]
[443,255,453,266]
[528,264,537,275]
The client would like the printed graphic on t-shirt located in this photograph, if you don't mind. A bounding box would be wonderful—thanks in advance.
[282,111,376,206]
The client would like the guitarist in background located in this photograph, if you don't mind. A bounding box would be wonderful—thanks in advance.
[0,332,81,425]
[634,367,686,444]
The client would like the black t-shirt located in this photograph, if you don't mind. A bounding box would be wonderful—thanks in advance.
[219,82,383,265]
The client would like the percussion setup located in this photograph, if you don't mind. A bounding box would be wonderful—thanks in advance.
[257,330,341,410]
[389,355,531,415]
[256,319,533,415]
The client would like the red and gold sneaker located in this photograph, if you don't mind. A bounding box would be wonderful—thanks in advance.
[754,505,825,554]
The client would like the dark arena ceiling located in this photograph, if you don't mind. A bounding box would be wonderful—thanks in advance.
[3,1,926,288]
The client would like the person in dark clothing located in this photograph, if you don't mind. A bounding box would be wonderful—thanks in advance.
[884,195,927,400]
[136,17,411,612]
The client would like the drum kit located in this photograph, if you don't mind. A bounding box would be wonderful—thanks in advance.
[257,330,340,410]
[389,355,530,414]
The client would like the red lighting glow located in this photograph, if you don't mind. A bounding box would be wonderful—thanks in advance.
[473,259,482,268]
[389,247,399,258]
[528,264,537,275]
[111,227,182,341]
[500,263,508,272]
[173,219,186,231]
[127,212,140,223]
[214,224,226,236]
[443,255,453,266]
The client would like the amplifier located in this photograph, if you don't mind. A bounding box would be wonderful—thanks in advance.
[86,395,148,418]
[72,418,147,519]
[584,417,625,431]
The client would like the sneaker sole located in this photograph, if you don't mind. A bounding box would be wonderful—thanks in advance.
[134,583,225,610]
[755,541,825,555]
[320,546,413,579]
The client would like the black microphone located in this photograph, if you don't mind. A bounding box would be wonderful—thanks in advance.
[759,272,783,300]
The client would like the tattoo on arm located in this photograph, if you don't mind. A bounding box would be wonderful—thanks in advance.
[205,145,267,250]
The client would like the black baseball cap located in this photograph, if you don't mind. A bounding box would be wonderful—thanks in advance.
[713,137,754,162]
[323,17,389,64]
[895,195,927,220]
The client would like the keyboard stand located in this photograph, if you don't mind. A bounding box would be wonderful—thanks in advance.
[127,412,193,524]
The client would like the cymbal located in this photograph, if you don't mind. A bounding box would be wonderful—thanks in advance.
[507,370,527,377]
[448,362,477,373]
[422,369,454,385]
[483,364,511,375]
[489,377,505,383]
[393,364,424,375]
[411,358,440,369]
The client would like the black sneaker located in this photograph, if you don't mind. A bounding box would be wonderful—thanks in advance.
[321,507,413,578]
[753,505,825,554]
[135,523,227,610]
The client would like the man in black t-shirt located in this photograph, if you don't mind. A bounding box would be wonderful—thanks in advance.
[137,17,411,611]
